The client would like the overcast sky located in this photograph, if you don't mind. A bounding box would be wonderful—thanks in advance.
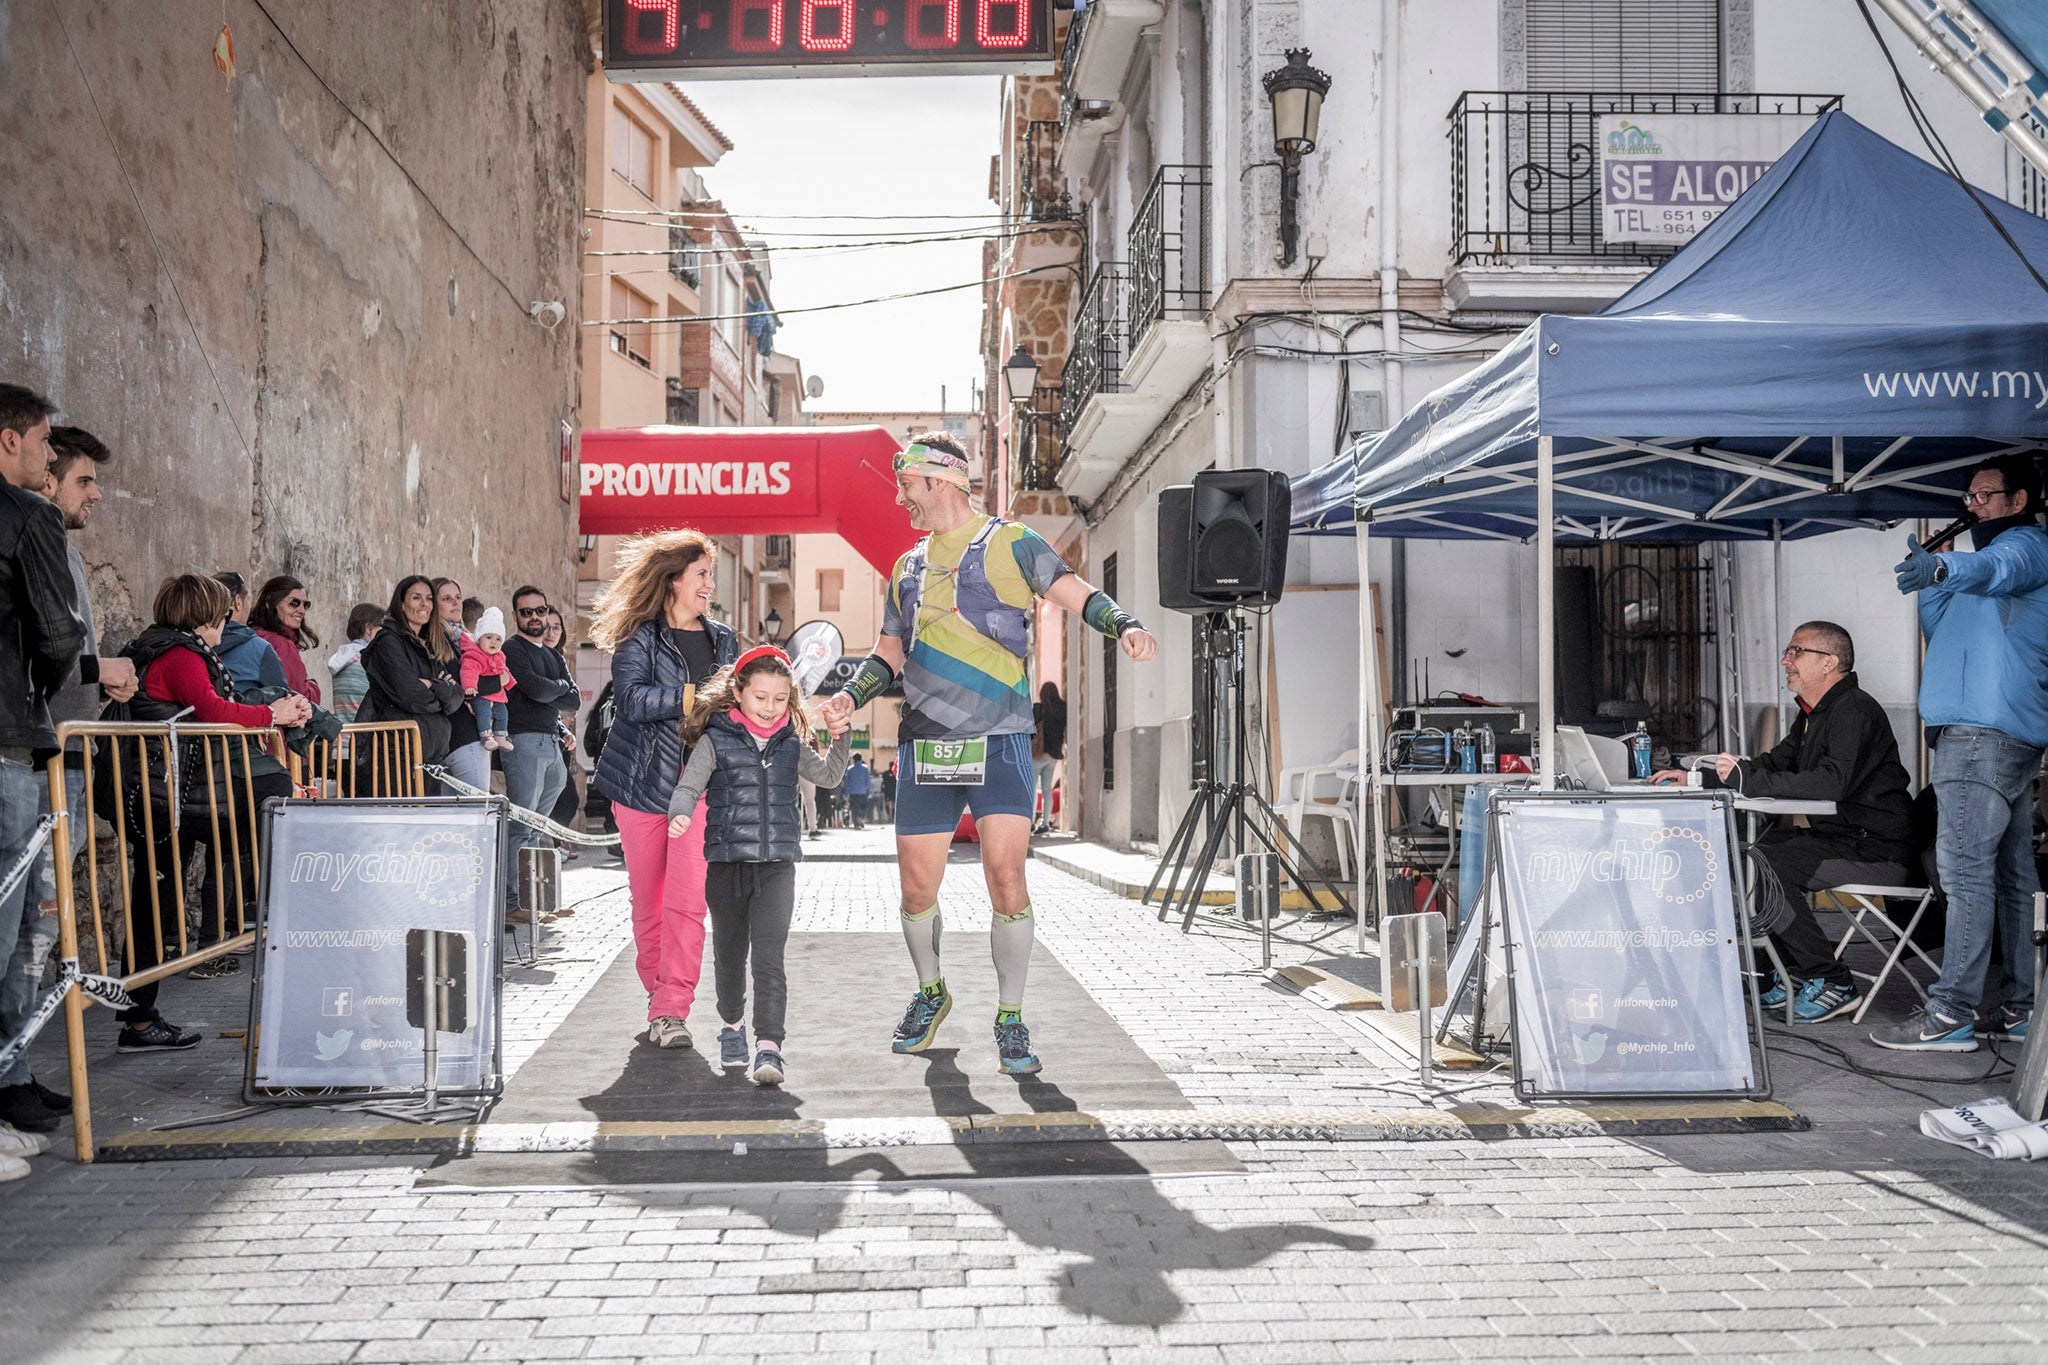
[686,74,1003,415]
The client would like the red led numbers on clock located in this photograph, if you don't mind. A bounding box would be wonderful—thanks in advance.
[619,0,680,53]
[801,0,856,51]
[729,0,783,52]
[976,0,1028,48]
[906,0,959,49]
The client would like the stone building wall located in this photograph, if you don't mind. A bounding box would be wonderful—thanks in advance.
[0,1,590,682]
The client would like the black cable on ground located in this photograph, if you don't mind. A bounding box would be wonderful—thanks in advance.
[1764,1022,2016,1108]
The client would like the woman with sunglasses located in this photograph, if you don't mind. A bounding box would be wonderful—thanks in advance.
[356,575,466,766]
[249,575,322,704]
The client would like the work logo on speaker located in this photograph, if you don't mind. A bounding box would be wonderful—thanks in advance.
[1493,795,1757,1098]
[254,804,503,1091]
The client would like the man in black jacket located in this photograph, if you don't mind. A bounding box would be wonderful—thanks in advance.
[501,586,579,911]
[0,384,87,1151]
[1655,620,1915,1024]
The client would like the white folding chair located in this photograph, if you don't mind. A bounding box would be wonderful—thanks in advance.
[1821,883,1942,1023]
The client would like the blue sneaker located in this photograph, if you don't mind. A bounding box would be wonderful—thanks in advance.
[1988,1005,2032,1041]
[994,1018,1041,1076]
[750,1048,784,1088]
[1870,1005,1977,1052]
[891,986,951,1054]
[1759,972,1793,1011]
[1792,977,1861,1024]
[718,1024,748,1072]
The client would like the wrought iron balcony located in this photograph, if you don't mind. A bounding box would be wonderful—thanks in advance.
[1126,165,1210,337]
[1021,120,1073,222]
[1062,262,1126,441]
[1013,384,1065,493]
[1448,92,1841,267]
[668,224,700,288]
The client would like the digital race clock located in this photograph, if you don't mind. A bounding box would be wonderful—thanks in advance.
[603,0,1055,80]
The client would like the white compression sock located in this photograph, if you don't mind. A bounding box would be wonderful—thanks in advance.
[901,903,943,988]
[991,904,1035,1013]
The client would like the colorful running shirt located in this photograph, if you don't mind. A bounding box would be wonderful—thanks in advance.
[883,515,1071,740]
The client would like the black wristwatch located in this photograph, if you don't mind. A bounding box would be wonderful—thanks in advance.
[1932,558,1950,585]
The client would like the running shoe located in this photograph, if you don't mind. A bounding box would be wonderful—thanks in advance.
[891,986,951,1054]
[1759,971,1793,1011]
[116,1018,201,1053]
[647,1016,693,1050]
[1791,978,1861,1024]
[719,1024,749,1071]
[994,1019,1041,1076]
[0,1123,49,1158]
[28,1077,68,1113]
[1987,1005,2032,1041]
[0,1086,58,1134]
[187,954,240,979]
[1870,1005,1977,1052]
[0,1153,26,1183]
[751,1049,785,1088]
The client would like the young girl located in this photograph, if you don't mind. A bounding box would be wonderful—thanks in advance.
[668,646,851,1086]
[460,607,515,751]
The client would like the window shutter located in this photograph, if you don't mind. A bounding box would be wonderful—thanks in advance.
[1525,0,1722,92]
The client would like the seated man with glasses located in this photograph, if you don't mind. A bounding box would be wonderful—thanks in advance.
[1653,621,1916,1023]
[1880,454,2048,1051]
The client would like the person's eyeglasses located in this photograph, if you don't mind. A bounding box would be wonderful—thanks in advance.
[1781,645,1835,662]
[1964,488,2011,507]
[284,597,310,609]
[515,606,548,617]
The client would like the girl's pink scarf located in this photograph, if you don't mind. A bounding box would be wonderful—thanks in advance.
[729,707,788,740]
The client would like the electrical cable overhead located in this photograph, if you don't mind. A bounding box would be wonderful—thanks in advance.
[583,210,1079,242]
[586,262,1074,328]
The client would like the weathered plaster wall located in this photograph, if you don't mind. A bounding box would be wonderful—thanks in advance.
[0,0,588,682]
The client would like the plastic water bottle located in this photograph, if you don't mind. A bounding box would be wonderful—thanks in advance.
[1454,723,1478,774]
[1628,721,1653,781]
[1479,723,1498,773]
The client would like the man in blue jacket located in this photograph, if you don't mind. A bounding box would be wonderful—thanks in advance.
[1885,455,2047,1051]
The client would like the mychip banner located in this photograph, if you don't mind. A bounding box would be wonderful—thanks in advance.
[250,799,505,1093]
[1599,113,1814,244]
[1491,791,1764,1100]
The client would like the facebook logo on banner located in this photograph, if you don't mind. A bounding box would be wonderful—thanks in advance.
[321,988,353,1017]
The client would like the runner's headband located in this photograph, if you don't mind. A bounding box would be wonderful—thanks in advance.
[894,441,972,490]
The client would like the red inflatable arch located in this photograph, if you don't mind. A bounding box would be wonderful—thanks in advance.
[577,425,917,576]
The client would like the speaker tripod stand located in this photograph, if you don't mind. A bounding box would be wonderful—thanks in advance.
[1143,610,1354,931]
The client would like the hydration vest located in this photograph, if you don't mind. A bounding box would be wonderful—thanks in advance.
[896,517,1031,660]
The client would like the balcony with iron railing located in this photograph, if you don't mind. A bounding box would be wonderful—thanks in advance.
[1446,91,1840,309]
[1126,165,1210,337]
[1061,262,1126,444]
[1021,120,1073,223]
[668,224,700,289]
[1014,384,1065,494]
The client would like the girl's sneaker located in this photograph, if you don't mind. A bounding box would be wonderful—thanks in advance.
[719,1024,749,1071]
[751,1048,785,1087]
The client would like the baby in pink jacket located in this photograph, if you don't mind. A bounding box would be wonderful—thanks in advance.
[461,607,516,751]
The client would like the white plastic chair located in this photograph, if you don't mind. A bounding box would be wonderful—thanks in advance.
[1278,752,1359,879]
[1822,883,1942,1023]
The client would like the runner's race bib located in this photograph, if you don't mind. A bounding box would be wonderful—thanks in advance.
[914,737,988,786]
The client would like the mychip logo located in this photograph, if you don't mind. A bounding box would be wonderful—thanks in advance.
[289,832,485,907]
[1525,825,1718,905]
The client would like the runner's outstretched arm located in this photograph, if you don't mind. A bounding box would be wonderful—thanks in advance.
[1042,574,1159,662]
[821,634,905,722]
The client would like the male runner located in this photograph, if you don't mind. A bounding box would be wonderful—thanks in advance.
[821,432,1157,1074]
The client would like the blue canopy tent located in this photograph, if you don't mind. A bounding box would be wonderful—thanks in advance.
[1287,110,2048,923]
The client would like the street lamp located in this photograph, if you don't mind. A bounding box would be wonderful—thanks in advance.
[761,608,784,644]
[1002,343,1040,407]
[1262,48,1332,268]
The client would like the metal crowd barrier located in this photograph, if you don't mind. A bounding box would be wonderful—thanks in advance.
[291,720,427,798]
[40,718,424,1161]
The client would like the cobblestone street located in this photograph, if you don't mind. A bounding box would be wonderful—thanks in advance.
[4,837,2046,1363]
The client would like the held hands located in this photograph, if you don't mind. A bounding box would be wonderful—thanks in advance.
[823,706,851,738]
[1894,534,1940,594]
[1120,627,1159,663]
[269,695,313,727]
[821,692,856,724]
[667,814,691,838]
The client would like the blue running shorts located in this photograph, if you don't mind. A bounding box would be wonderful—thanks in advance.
[894,731,1037,835]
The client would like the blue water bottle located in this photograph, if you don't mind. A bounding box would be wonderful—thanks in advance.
[1455,723,1478,774]
[1628,721,1653,780]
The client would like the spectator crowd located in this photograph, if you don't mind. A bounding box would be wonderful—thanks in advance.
[0,383,591,1182]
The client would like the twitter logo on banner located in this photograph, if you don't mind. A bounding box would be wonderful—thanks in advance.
[314,1029,352,1061]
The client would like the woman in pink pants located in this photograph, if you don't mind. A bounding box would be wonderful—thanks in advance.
[588,530,738,1049]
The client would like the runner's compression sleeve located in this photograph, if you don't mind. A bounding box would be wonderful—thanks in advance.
[1081,590,1144,641]
[842,655,896,708]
